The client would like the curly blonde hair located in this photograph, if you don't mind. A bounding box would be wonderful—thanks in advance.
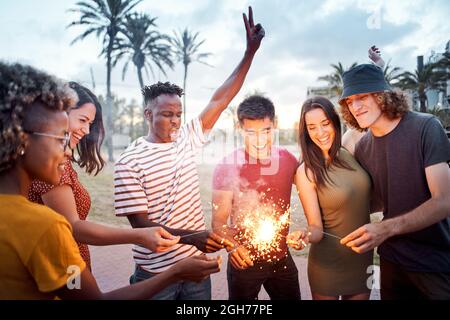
[0,62,76,173]
[339,90,410,131]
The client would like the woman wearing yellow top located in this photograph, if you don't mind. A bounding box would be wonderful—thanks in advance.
[0,62,220,299]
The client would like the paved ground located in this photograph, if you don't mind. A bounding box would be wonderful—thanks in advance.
[90,244,380,300]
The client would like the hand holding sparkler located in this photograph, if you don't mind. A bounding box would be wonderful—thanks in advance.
[229,245,254,270]
[180,230,234,253]
[212,225,254,270]
[136,227,180,253]
[287,229,311,250]
[287,225,343,249]
[170,254,222,283]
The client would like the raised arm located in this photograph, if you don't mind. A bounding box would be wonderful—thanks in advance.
[368,45,385,69]
[200,6,265,132]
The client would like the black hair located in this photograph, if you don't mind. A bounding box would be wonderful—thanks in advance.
[142,81,183,108]
[68,82,105,175]
[237,95,275,124]
[0,62,75,173]
[298,96,354,189]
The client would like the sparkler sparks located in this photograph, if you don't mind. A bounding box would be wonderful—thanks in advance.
[236,204,291,262]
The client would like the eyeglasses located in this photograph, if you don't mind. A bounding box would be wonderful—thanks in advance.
[24,130,71,151]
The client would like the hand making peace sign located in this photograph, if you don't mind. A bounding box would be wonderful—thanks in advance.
[243,6,265,54]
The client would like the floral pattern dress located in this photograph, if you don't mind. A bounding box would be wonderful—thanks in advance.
[28,160,92,270]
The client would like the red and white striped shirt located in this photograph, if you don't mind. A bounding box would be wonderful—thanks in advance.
[114,118,207,273]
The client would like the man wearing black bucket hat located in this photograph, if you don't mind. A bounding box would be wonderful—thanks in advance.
[338,62,450,299]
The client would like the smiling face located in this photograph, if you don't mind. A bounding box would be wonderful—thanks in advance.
[305,107,336,158]
[344,93,383,129]
[146,94,182,143]
[68,102,96,148]
[23,105,69,185]
[240,117,274,160]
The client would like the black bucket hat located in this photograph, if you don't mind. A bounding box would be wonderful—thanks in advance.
[339,64,392,104]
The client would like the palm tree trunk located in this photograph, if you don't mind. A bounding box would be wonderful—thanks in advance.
[419,84,427,113]
[137,66,147,134]
[183,63,188,123]
[419,94,427,113]
[130,104,135,141]
[106,41,114,162]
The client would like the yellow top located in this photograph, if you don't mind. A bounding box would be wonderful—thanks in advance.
[0,195,86,299]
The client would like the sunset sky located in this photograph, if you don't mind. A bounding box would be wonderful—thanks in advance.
[1,0,449,129]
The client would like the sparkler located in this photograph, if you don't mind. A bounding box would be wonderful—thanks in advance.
[320,231,343,240]
[206,191,346,263]
[235,204,291,262]
[286,230,343,249]
[179,230,209,239]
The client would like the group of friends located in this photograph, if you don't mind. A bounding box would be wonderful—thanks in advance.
[1,7,449,300]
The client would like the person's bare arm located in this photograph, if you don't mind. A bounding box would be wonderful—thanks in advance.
[127,213,232,253]
[342,129,366,155]
[212,189,252,269]
[53,255,220,300]
[200,6,265,132]
[342,162,450,253]
[288,164,324,249]
[42,186,179,252]
[211,190,234,239]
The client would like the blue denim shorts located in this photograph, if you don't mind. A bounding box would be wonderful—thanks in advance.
[130,264,212,300]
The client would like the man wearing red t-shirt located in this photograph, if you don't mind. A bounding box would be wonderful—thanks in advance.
[212,95,301,300]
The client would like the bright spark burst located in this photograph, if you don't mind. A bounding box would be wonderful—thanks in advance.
[236,204,290,262]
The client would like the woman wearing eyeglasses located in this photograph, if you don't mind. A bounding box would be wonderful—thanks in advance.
[28,82,180,270]
[0,62,221,299]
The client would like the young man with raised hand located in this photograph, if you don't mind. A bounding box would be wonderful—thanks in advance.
[114,7,265,300]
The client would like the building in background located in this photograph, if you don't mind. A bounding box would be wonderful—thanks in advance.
[425,40,450,110]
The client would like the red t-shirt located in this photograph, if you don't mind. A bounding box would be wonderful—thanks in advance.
[213,147,299,262]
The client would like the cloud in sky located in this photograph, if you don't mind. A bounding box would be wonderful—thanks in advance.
[0,0,448,128]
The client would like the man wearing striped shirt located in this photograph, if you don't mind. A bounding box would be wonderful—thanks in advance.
[114,6,265,300]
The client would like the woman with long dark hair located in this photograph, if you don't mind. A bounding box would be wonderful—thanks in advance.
[287,96,373,300]
[28,82,179,269]
[0,62,220,299]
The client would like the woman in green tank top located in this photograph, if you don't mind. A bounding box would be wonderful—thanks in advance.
[287,96,373,300]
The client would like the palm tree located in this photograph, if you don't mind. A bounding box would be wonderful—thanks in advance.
[381,59,403,86]
[318,62,358,97]
[170,28,211,122]
[436,51,450,69]
[120,99,143,141]
[396,59,447,113]
[112,12,174,132]
[68,0,142,162]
